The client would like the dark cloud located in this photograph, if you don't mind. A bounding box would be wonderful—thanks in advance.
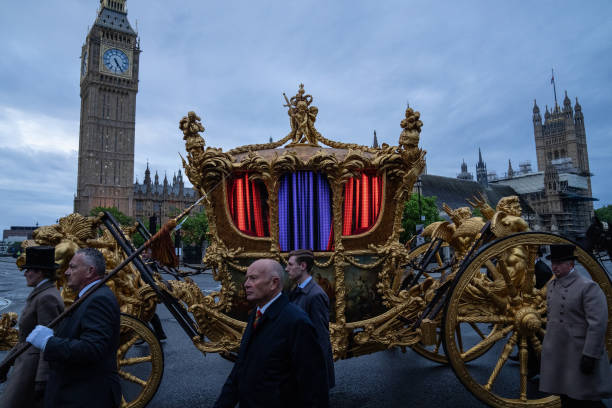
[1,0,611,231]
[0,146,76,227]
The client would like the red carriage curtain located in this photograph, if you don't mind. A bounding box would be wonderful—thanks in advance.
[227,173,269,237]
[342,172,383,235]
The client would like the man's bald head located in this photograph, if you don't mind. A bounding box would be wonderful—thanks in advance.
[251,259,284,282]
[244,259,285,307]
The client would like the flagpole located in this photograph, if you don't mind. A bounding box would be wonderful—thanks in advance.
[551,68,557,106]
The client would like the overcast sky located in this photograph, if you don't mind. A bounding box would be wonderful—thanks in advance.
[1,1,610,231]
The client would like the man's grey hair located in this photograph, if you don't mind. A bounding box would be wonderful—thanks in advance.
[76,248,106,277]
[269,259,286,287]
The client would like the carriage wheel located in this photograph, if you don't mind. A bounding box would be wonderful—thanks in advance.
[442,232,612,408]
[405,242,497,363]
[412,323,502,364]
[117,314,164,408]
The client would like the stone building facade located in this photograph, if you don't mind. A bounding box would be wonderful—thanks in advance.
[132,165,197,225]
[489,91,594,238]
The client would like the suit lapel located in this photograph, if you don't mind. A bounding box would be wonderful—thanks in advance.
[251,294,288,333]
[241,310,256,348]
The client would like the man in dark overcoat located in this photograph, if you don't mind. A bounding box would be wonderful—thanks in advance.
[539,244,612,407]
[26,247,121,408]
[287,249,335,388]
[0,246,64,408]
[534,247,553,290]
[214,258,329,408]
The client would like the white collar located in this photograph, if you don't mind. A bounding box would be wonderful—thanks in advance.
[79,279,102,298]
[257,291,282,315]
[298,275,312,289]
[35,278,50,288]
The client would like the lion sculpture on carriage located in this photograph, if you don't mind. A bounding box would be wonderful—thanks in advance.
[1,84,611,408]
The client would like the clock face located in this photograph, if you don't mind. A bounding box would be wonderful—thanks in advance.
[81,51,88,77]
[103,48,129,74]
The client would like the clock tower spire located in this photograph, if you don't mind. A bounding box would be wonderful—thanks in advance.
[74,0,140,216]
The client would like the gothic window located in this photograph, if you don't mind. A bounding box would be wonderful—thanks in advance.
[554,150,559,160]
[547,152,552,161]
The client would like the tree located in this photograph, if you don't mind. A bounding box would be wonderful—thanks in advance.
[180,208,208,246]
[400,193,442,243]
[9,241,23,256]
[131,218,150,248]
[90,206,134,226]
[595,205,612,224]
[89,206,148,246]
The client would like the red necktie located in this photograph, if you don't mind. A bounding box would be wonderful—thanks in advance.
[253,309,262,329]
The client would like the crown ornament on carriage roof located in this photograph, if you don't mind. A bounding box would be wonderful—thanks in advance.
[178,83,425,161]
[283,83,320,146]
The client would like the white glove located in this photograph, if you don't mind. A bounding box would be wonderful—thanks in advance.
[26,325,53,351]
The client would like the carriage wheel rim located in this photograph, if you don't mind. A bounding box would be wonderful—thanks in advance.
[118,314,165,408]
[442,232,611,408]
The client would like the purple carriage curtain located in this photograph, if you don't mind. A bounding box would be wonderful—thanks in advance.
[278,171,333,251]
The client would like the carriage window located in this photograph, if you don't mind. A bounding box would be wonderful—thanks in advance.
[342,172,383,235]
[227,173,270,237]
[278,171,333,251]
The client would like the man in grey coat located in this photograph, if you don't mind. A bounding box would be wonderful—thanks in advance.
[539,244,612,407]
[287,249,335,388]
[0,246,64,408]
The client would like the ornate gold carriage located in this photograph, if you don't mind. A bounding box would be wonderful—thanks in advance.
[2,85,611,408]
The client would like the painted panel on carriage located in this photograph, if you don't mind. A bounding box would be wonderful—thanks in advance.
[344,255,385,323]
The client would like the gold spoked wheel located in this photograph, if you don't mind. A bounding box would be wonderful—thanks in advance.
[413,323,502,364]
[402,242,450,363]
[405,242,497,364]
[117,314,164,408]
[442,232,612,408]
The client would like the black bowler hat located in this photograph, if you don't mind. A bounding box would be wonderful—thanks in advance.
[546,244,577,263]
[21,246,59,270]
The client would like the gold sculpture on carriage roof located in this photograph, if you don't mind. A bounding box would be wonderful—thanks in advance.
[1,84,611,408]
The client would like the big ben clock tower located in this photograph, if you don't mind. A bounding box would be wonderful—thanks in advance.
[74,0,140,216]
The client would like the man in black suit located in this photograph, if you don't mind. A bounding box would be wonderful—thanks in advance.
[26,248,121,408]
[214,258,329,408]
[287,249,335,388]
[534,247,553,289]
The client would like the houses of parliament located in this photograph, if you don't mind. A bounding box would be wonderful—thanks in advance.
[73,0,195,224]
[456,90,595,238]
